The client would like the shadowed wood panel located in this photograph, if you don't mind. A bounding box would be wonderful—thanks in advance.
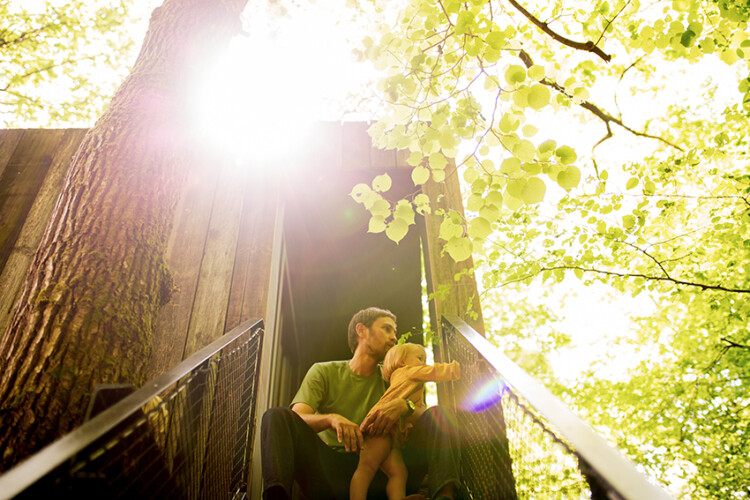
[183,161,246,357]
[342,122,370,170]
[421,161,485,336]
[224,171,279,331]
[148,153,220,379]
[0,130,65,275]
[0,130,24,179]
[370,144,397,171]
[0,129,86,337]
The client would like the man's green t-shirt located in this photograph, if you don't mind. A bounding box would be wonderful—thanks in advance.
[291,360,387,449]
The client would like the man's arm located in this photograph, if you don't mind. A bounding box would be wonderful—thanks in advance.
[292,402,364,453]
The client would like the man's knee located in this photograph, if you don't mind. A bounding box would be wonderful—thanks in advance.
[263,406,296,423]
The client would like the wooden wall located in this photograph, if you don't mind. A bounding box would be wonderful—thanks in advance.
[0,128,280,379]
[0,124,484,382]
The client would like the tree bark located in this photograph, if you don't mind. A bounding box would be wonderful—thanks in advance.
[0,0,248,470]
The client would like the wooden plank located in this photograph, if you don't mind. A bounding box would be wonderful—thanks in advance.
[0,129,86,337]
[148,152,220,379]
[0,129,65,276]
[0,130,25,179]
[341,122,370,170]
[182,160,246,357]
[224,171,279,331]
[370,144,398,171]
[421,159,485,336]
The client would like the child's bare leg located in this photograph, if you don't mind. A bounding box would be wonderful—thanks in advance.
[380,447,408,500]
[350,435,393,500]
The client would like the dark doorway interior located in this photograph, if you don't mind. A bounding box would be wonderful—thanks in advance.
[281,168,424,375]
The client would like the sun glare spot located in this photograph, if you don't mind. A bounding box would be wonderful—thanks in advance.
[190,2,369,166]
[461,377,508,413]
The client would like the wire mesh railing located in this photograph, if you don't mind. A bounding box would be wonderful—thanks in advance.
[0,318,264,500]
[440,315,672,500]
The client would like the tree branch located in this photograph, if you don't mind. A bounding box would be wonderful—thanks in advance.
[540,265,749,294]
[720,337,750,350]
[595,0,631,47]
[517,50,683,151]
[506,0,612,61]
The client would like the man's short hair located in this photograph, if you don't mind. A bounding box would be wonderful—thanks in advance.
[347,307,397,353]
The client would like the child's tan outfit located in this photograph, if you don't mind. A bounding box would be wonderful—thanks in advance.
[366,361,460,446]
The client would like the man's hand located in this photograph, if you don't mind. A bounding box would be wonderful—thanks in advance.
[360,398,405,436]
[329,414,364,453]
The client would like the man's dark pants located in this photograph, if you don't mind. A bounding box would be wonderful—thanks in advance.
[261,406,463,500]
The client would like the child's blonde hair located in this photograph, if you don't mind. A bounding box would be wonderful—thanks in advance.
[381,343,426,382]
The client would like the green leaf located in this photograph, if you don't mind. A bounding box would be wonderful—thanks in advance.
[514,140,536,162]
[385,218,409,244]
[505,65,526,86]
[412,166,430,185]
[499,113,521,133]
[555,146,577,165]
[455,11,475,35]
[537,140,557,159]
[626,177,639,190]
[439,217,463,240]
[557,166,581,190]
[370,198,391,217]
[506,178,526,198]
[486,30,505,49]
[501,157,522,174]
[503,194,523,210]
[467,193,483,211]
[445,237,473,262]
[527,84,551,110]
[372,173,392,192]
[528,65,545,81]
[429,152,447,170]
[368,216,386,233]
[479,204,500,221]
[468,217,492,239]
[350,183,372,204]
[414,193,431,215]
[521,176,546,204]
[394,200,415,225]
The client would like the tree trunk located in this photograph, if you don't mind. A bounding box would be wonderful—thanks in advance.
[0,0,248,470]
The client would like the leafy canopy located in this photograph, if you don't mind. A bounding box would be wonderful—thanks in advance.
[352,0,750,497]
[1,0,150,126]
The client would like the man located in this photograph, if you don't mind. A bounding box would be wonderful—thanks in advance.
[261,307,463,500]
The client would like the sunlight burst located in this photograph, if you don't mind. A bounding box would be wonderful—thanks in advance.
[190,3,370,165]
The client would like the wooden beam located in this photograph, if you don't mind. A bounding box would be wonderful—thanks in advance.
[224,170,279,331]
[182,160,246,357]
[421,160,485,337]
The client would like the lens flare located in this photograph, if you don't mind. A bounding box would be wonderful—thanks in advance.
[461,377,508,413]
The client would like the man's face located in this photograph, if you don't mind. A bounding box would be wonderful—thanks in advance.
[360,316,397,361]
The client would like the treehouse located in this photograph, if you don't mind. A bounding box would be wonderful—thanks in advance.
[0,126,670,499]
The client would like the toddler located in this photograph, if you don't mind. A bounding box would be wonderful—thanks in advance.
[349,343,460,500]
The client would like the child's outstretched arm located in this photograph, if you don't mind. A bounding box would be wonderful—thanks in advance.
[404,361,461,383]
